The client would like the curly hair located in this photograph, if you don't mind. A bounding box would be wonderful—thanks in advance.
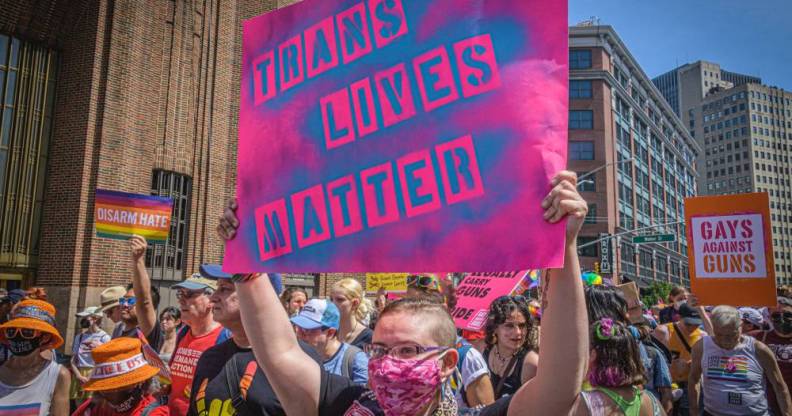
[588,319,646,388]
[585,285,628,325]
[484,296,538,351]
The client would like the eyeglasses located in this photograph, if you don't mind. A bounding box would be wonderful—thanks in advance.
[364,343,448,360]
[176,289,208,301]
[407,275,436,288]
[119,297,136,307]
[4,327,40,339]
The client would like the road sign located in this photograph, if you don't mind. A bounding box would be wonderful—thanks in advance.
[599,233,612,274]
[632,234,676,244]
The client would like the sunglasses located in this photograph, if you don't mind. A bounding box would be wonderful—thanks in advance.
[772,311,792,320]
[407,275,435,288]
[119,297,136,307]
[4,327,40,339]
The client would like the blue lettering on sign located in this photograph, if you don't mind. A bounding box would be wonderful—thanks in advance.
[403,159,433,207]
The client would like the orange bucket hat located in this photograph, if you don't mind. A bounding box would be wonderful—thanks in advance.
[83,337,160,391]
[0,299,64,349]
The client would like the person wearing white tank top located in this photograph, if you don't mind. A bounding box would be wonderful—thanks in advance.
[0,299,70,416]
[689,306,792,416]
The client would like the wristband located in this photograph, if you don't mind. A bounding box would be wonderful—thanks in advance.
[231,273,259,284]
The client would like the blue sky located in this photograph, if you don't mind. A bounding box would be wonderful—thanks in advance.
[569,0,792,91]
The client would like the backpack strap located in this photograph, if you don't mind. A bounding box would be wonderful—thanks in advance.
[453,341,472,406]
[341,344,362,380]
[672,323,692,353]
[217,328,233,345]
[223,356,263,415]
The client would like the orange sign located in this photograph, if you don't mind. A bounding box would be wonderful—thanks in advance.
[685,192,776,307]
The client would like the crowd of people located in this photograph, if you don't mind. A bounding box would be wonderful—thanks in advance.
[0,171,791,415]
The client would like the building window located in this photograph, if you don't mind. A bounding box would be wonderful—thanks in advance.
[585,204,597,224]
[0,35,57,269]
[577,236,599,257]
[570,80,592,99]
[577,172,596,191]
[146,170,192,281]
[570,141,595,160]
[570,110,594,129]
[570,50,592,69]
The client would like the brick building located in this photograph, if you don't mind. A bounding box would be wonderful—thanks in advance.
[569,25,699,287]
[0,0,332,348]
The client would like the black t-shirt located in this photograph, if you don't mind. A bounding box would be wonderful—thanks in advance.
[112,320,164,353]
[350,327,373,350]
[187,338,323,416]
[318,370,512,415]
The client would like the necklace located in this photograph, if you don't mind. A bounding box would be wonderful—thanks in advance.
[494,345,515,365]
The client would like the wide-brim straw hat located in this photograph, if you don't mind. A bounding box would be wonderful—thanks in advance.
[0,299,64,350]
[83,337,160,391]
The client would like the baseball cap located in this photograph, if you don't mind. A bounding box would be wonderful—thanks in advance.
[76,306,102,318]
[172,274,218,291]
[199,264,283,294]
[679,303,703,326]
[290,299,340,330]
[739,307,764,327]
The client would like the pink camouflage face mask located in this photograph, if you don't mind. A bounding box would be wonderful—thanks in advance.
[367,353,446,416]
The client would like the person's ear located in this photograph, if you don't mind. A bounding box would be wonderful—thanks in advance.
[40,333,53,348]
[438,349,459,381]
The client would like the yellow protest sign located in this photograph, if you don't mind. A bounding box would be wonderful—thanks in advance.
[365,273,409,293]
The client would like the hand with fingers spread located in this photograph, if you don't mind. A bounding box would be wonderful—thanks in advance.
[541,170,588,243]
[217,199,240,241]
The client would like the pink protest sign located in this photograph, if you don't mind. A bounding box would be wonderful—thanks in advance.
[225,0,568,272]
[452,271,529,331]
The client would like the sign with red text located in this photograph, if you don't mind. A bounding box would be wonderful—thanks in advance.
[223,0,568,272]
[452,271,529,331]
[686,193,776,307]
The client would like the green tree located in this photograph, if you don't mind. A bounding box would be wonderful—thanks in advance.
[641,281,674,308]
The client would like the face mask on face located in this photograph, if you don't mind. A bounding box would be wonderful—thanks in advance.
[368,354,444,416]
[8,335,41,356]
[103,385,144,413]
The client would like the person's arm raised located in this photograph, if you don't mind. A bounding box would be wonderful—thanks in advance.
[508,171,589,416]
[236,274,321,415]
[130,235,157,337]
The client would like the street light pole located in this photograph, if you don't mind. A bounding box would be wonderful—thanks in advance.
[577,220,684,249]
[577,156,637,182]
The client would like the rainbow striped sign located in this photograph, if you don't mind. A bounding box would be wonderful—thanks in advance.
[95,189,174,243]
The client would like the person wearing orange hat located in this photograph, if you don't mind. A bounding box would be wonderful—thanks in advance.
[0,299,71,415]
[73,337,168,415]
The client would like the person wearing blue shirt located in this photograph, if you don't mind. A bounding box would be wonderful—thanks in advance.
[291,298,369,385]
